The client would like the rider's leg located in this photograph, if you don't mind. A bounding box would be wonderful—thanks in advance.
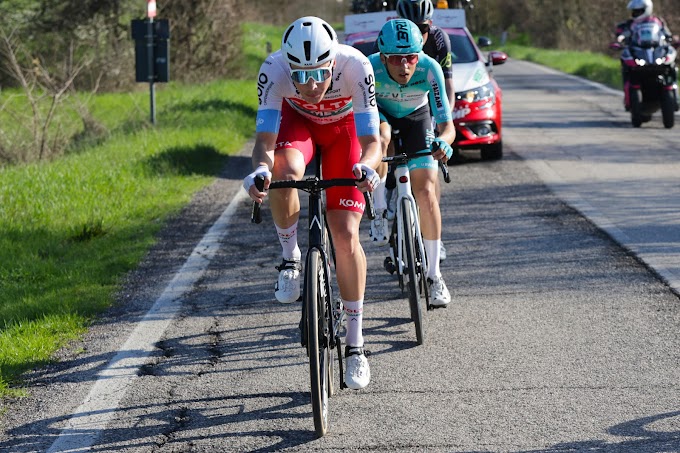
[410,167,443,278]
[373,121,391,212]
[326,210,366,307]
[327,209,371,388]
[410,167,441,241]
[269,147,307,259]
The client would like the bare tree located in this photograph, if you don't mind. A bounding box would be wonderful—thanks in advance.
[0,29,98,164]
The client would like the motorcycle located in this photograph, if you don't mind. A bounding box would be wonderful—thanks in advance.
[610,18,679,129]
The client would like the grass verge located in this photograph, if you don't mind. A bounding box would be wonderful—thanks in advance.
[0,23,285,399]
[499,42,623,90]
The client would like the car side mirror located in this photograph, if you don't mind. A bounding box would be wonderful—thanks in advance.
[488,50,508,66]
[477,36,492,48]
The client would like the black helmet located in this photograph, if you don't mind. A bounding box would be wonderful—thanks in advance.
[396,0,434,24]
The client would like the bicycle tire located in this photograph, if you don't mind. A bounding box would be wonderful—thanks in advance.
[305,249,331,437]
[390,216,405,291]
[415,225,431,310]
[402,198,424,345]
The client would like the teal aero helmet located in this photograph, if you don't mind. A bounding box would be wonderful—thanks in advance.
[377,19,424,54]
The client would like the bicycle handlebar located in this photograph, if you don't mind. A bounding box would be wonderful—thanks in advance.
[381,149,451,184]
[250,172,375,224]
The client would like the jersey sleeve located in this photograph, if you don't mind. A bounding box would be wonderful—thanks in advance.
[425,57,452,124]
[432,28,453,79]
[255,55,286,135]
[346,51,380,137]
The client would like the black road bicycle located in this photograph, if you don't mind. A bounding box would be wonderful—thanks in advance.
[382,150,450,345]
[251,157,374,438]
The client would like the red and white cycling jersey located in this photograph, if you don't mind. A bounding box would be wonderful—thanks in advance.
[256,44,379,137]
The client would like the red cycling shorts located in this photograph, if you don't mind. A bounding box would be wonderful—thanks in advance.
[275,101,365,214]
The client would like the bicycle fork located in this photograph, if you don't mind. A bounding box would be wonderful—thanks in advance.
[392,165,429,279]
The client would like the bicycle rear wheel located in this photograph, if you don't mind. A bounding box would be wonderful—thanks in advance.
[305,249,332,437]
[402,198,424,345]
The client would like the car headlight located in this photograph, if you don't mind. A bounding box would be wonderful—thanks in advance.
[455,82,495,103]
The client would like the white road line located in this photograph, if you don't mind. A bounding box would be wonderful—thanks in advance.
[47,188,249,453]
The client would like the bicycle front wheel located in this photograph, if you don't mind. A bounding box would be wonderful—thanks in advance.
[402,198,424,345]
[305,249,331,437]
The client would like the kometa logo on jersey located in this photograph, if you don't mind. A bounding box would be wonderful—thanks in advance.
[339,198,365,210]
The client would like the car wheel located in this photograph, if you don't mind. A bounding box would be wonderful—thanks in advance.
[480,141,503,161]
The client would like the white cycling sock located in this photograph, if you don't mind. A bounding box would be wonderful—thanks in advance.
[343,299,364,348]
[373,176,387,211]
[424,239,441,280]
[275,222,301,261]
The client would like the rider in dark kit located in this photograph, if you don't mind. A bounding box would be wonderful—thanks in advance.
[613,0,675,110]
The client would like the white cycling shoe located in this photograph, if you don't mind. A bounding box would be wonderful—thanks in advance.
[345,346,370,390]
[274,259,301,303]
[428,276,451,307]
[369,209,389,246]
[440,242,447,261]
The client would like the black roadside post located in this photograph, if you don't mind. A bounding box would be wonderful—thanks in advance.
[147,1,156,125]
[132,0,170,126]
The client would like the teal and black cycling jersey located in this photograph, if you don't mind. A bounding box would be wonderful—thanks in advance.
[368,51,452,124]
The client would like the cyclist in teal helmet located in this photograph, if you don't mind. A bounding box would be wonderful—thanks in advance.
[377,18,424,55]
[367,19,456,306]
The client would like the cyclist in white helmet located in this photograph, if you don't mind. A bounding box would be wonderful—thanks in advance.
[243,16,382,390]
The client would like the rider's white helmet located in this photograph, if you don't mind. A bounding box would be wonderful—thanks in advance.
[281,16,338,67]
[627,0,653,20]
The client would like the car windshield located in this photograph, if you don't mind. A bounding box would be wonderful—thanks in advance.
[354,41,377,57]
[346,28,480,63]
[447,30,478,64]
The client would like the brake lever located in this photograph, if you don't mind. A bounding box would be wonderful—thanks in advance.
[251,175,265,224]
[359,171,376,220]
[431,141,451,183]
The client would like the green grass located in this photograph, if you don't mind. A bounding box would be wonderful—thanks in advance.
[0,24,286,399]
[499,42,623,90]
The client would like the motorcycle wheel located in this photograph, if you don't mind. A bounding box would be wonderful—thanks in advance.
[629,88,643,128]
[660,89,675,129]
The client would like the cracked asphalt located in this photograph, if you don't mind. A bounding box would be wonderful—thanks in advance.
[1,60,679,452]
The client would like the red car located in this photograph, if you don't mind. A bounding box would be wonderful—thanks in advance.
[344,9,507,160]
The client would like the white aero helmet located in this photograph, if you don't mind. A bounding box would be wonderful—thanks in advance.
[281,16,338,67]
[627,0,653,20]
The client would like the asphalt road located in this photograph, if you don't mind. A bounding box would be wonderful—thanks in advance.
[1,59,679,452]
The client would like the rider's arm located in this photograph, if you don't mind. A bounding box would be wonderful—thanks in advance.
[345,49,382,191]
[357,133,382,171]
[245,54,287,200]
[251,132,277,172]
[433,28,456,109]
[444,78,455,112]
[425,56,456,160]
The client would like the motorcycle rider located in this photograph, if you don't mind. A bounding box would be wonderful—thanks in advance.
[613,0,675,110]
